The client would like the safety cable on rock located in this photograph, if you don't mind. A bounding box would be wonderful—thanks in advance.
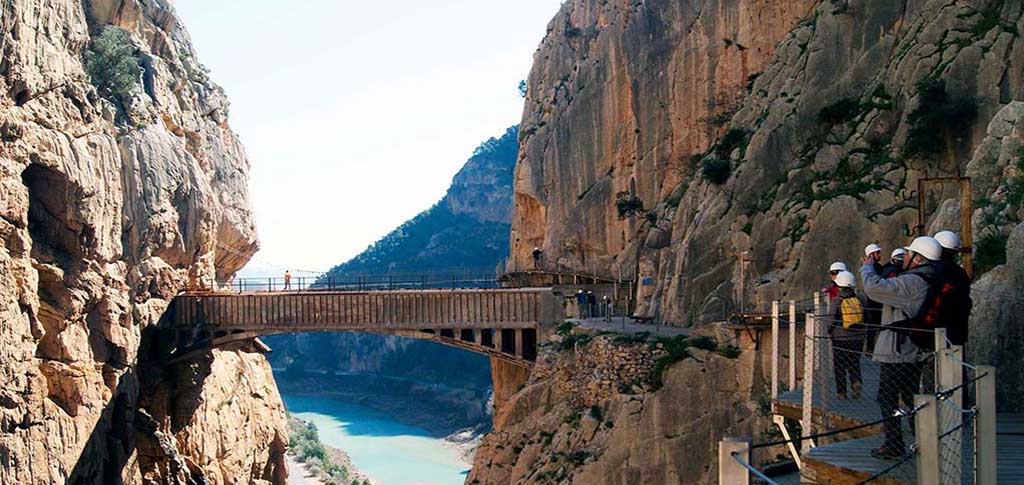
[852,446,917,485]
[749,402,929,450]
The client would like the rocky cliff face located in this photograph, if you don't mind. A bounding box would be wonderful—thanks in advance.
[469,334,772,484]
[511,0,1023,404]
[0,1,285,483]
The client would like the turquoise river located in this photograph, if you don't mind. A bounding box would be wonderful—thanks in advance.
[282,394,470,485]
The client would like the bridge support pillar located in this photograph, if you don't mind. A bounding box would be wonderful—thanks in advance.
[494,328,503,353]
[515,330,524,358]
[490,356,531,430]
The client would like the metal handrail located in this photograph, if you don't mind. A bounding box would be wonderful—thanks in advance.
[730,451,779,485]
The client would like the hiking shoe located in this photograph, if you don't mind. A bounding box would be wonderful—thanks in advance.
[871,446,904,460]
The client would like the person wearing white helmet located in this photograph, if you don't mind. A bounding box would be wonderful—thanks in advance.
[830,271,865,399]
[864,243,883,265]
[932,230,973,346]
[883,248,906,278]
[824,261,848,300]
[859,236,944,459]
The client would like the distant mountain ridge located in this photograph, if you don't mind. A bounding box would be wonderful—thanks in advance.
[320,125,518,276]
[264,126,519,405]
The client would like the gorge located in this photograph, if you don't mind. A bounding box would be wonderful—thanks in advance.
[2,0,1024,484]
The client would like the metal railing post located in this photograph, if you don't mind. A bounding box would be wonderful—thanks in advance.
[975,365,997,485]
[802,310,816,445]
[771,301,780,400]
[788,300,797,391]
[718,438,750,485]
[915,394,941,485]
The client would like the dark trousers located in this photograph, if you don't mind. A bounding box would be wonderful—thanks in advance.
[877,362,923,453]
[833,339,862,395]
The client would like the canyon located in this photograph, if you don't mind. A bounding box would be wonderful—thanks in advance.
[3,0,1023,484]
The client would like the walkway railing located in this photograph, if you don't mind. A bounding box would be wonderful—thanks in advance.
[719,292,997,484]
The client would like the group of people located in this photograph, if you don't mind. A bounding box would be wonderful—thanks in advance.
[575,290,615,321]
[820,230,972,460]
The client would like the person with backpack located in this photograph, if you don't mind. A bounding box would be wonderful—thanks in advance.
[831,271,865,399]
[575,290,588,318]
[860,236,946,460]
[933,230,973,347]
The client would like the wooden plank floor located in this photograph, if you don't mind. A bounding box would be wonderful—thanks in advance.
[775,355,886,427]
[804,435,916,484]
[998,413,1023,484]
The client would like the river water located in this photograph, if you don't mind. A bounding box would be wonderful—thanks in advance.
[282,394,470,485]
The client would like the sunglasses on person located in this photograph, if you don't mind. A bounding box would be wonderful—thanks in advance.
[829,270,841,276]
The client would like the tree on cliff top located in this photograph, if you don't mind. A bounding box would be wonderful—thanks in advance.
[86,26,141,106]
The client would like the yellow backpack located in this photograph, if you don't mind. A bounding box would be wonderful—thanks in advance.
[841,297,864,329]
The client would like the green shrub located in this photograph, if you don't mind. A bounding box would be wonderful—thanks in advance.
[716,128,749,159]
[648,336,692,390]
[817,98,863,125]
[701,158,732,185]
[904,78,977,159]
[615,191,645,218]
[86,26,141,105]
[975,231,1008,275]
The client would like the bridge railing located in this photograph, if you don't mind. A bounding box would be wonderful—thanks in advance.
[213,272,503,293]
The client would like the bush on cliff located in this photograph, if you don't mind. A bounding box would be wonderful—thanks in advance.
[86,26,141,106]
[701,158,732,185]
[903,77,977,159]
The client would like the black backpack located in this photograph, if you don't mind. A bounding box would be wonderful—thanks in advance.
[894,265,957,351]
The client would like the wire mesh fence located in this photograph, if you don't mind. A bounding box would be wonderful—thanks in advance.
[723,292,996,485]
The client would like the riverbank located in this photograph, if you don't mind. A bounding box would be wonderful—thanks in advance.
[287,415,373,485]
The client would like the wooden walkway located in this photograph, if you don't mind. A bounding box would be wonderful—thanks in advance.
[998,413,1024,483]
[773,357,1016,483]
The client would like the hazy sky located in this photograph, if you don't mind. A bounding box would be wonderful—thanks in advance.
[172,0,561,277]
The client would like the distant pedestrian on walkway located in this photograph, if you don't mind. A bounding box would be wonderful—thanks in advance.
[283,270,292,290]
[831,271,865,400]
[587,291,597,319]
[532,246,543,269]
[602,296,613,322]
[576,290,588,318]
[863,244,885,350]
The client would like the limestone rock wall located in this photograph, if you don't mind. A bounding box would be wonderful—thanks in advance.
[0,0,285,483]
[469,336,770,485]
[511,0,1024,404]
[512,0,1024,320]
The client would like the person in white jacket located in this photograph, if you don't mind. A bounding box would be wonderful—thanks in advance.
[859,236,944,459]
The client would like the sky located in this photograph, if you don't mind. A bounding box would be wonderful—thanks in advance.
[172,0,562,277]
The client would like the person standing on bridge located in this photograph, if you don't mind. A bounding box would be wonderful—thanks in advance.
[283,270,292,290]
[532,246,543,269]
[860,237,942,460]
[602,295,613,322]
[576,290,588,318]
[587,291,597,319]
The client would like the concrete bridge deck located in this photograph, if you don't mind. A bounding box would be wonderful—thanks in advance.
[163,287,563,366]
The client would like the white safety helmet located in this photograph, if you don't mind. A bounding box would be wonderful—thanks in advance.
[829,262,848,272]
[864,243,883,256]
[834,271,856,288]
[934,230,961,251]
[907,236,943,261]
[891,248,907,260]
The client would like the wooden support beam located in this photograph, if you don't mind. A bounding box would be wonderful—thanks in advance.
[975,365,997,485]
[718,438,750,485]
[915,394,940,485]
[771,301,779,401]
[788,300,797,392]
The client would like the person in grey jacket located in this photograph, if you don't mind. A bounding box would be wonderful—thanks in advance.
[859,236,944,459]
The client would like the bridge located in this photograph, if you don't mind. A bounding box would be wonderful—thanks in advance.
[160,285,564,367]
